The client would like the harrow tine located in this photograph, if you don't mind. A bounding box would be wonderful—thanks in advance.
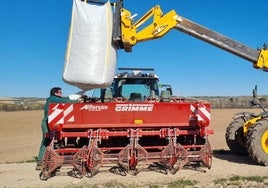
[109,166,127,176]
[148,162,168,175]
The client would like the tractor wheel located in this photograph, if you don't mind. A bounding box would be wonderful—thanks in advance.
[225,117,248,155]
[246,120,268,166]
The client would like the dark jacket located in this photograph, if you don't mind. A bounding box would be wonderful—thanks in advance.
[43,95,77,119]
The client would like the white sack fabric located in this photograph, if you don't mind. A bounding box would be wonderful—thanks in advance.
[63,0,117,90]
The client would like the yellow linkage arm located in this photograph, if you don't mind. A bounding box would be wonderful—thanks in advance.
[255,49,268,71]
[243,116,261,136]
[120,5,178,52]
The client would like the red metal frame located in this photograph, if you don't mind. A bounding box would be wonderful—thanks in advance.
[39,101,213,180]
[48,102,211,130]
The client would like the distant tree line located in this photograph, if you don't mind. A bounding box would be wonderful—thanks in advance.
[0,96,268,112]
[200,96,268,109]
[0,102,44,111]
[0,98,45,111]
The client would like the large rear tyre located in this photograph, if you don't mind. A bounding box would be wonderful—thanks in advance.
[246,120,268,166]
[225,117,248,155]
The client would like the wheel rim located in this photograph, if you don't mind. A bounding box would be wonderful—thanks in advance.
[261,129,268,154]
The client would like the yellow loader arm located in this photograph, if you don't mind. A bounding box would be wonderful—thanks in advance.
[120,6,177,51]
[113,3,268,71]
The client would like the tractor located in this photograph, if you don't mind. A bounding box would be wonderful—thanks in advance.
[225,85,268,165]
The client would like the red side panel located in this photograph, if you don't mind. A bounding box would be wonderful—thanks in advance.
[48,102,210,130]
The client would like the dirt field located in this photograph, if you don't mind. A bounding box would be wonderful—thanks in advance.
[0,109,267,188]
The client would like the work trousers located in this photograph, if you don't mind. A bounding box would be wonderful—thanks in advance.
[37,118,49,161]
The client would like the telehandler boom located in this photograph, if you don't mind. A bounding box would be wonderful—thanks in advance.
[112,0,268,71]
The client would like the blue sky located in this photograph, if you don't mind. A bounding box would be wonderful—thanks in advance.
[1,0,268,98]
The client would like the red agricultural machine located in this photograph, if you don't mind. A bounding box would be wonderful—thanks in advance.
[39,68,213,180]
[39,0,268,180]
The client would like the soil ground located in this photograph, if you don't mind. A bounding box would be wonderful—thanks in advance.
[0,109,267,188]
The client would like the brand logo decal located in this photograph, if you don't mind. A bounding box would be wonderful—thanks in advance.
[80,104,108,111]
[115,104,154,111]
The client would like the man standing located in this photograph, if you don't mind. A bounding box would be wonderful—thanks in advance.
[36,87,78,170]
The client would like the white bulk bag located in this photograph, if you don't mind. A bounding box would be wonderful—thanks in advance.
[63,0,117,90]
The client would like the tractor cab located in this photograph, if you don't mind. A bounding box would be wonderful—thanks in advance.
[92,68,173,102]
